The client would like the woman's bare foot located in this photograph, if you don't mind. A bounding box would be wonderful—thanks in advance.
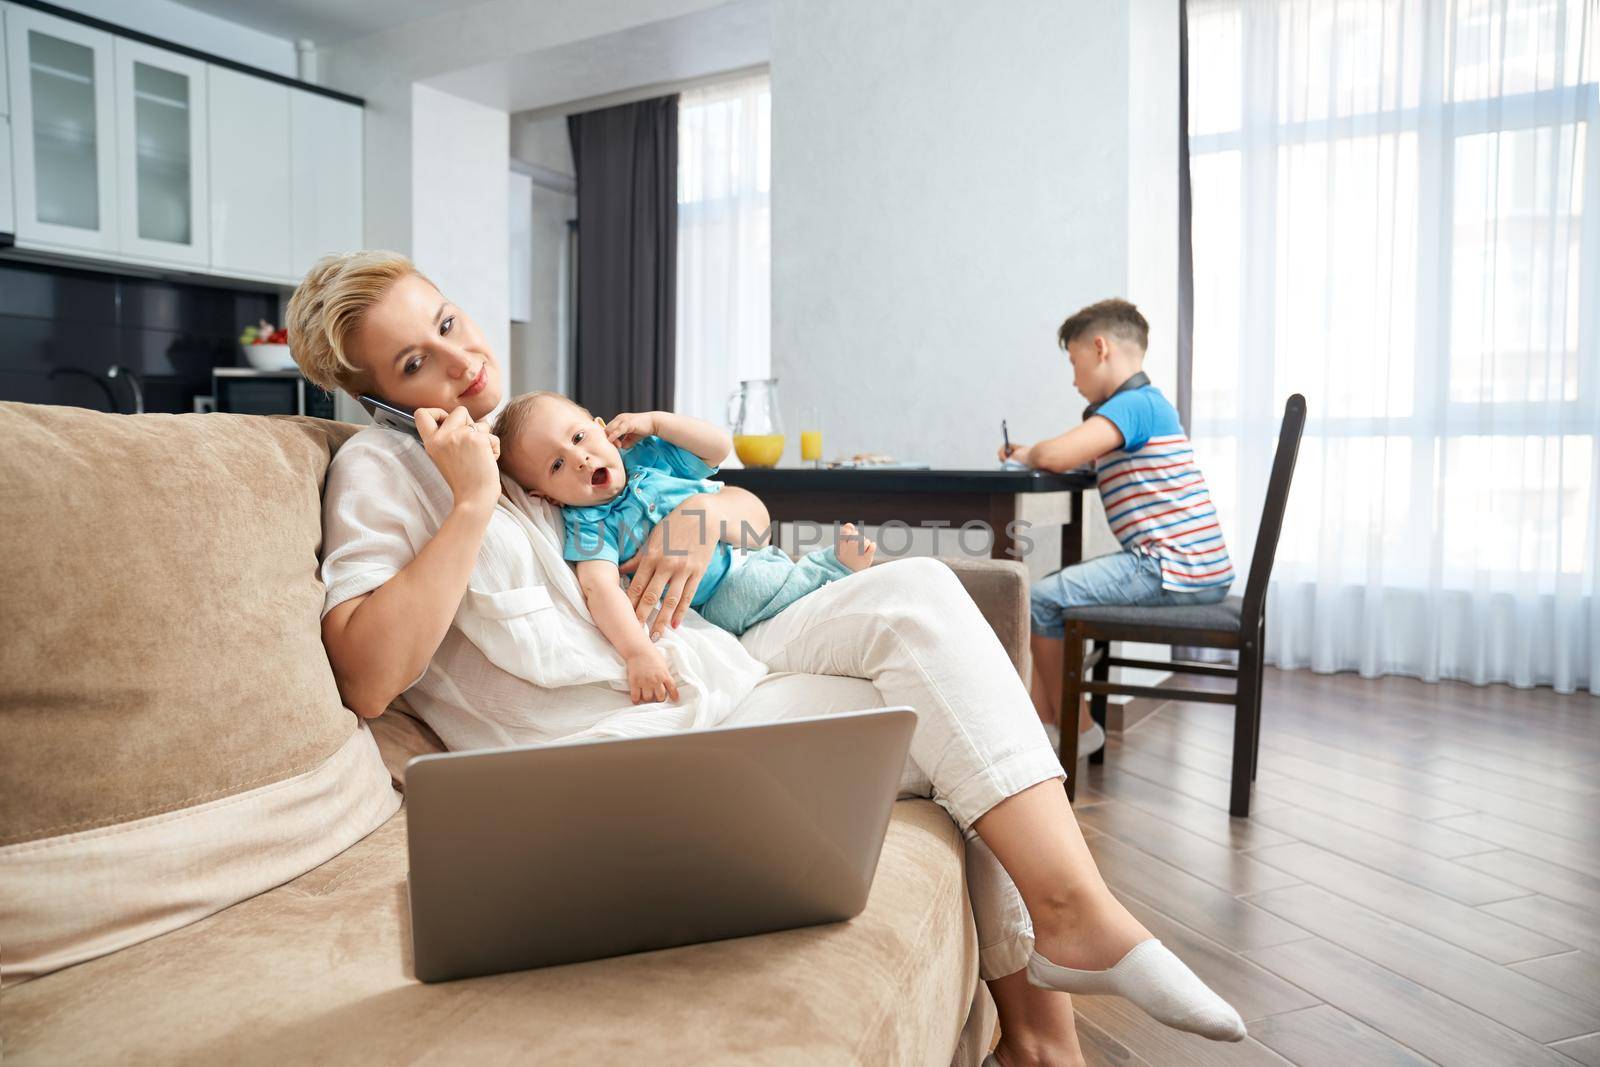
[835,523,877,571]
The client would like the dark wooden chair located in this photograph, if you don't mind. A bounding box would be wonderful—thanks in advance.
[1057,394,1306,817]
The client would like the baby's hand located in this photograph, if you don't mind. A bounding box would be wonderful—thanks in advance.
[626,647,680,705]
[998,442,1032,466]
[606,412,657,450]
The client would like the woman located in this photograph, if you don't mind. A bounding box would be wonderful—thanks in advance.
[287,251,1245,1067]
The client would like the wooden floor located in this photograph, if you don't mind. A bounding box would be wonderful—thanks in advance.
[1065,668,1600,1067]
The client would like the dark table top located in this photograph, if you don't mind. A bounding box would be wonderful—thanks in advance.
[717,466,1096,494]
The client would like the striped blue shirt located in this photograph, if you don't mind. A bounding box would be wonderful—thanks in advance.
[1092,386,1234,592]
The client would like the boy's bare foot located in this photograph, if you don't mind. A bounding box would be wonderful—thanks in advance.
[835,523,877,572]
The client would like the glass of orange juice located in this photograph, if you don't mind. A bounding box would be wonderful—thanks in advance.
[799,406,823,468]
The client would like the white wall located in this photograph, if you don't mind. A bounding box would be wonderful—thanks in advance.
[412,84,511,385]
[513,112,576,170]
[42,0,297,75]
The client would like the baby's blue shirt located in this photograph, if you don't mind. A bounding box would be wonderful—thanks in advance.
[562,435,731,608]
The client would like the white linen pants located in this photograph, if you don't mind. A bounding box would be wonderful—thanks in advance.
[728,557,1065,980]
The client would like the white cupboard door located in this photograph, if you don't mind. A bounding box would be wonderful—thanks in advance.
[1,5,11,117]
[6,6,118,253]
[0,9,7,232]
[208,65,291,281]
[1,116,14,233]
[290,92,361,277]
[115,39,208,267]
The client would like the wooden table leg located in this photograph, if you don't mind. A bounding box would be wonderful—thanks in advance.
[1060,489,1084,567]
[988,496,1019,561]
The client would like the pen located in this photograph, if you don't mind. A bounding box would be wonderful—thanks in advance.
[1002,419,1011,459]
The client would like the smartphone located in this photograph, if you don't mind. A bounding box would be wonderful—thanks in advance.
[358,395,423,440]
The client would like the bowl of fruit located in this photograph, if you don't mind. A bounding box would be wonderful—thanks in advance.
[239,320,294,370]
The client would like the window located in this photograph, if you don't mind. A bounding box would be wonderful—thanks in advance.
[1188,0,1598,690]
[675,75,772,427]
[1190,0,1597,589]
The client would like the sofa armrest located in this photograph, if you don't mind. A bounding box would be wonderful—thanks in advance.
[937,557,1031,682]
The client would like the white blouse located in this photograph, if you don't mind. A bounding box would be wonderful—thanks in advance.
[318,427,767,753]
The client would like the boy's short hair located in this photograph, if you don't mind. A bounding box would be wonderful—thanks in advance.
[492,391,591,454]
[1058,298,1150,353]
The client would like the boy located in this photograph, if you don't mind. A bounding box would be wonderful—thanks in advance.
[1000,299,1233,755]
[494,392,875,704]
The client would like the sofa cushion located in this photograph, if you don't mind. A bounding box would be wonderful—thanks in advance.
[369,697,447,789]
[0,405,399,982]
[4,801,980,1066]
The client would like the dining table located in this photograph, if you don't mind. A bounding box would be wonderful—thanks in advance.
[715,466,1097,565]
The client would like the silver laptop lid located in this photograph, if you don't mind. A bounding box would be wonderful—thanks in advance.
[405,707,916,982]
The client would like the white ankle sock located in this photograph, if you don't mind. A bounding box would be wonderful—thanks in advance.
[1026,939,1246,1042]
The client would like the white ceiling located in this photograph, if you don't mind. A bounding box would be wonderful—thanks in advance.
[170,0,490,46]
[174,0,771,118]
[428,1,769,114]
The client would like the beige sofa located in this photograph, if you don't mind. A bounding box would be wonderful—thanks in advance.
[0,403,1034,1066]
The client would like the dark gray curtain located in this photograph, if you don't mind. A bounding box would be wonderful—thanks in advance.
[567,96,678,416]
[1174,0,1227,665]
[1176,0,1194,433]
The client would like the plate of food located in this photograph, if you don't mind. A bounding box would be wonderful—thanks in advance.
[825,453,931,470]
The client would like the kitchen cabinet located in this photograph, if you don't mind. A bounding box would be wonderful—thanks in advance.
[207,64,291,282]
[0,8,8,234]
[0,2,361,284]
[114,38,208,268]
[290,90,361,278]
[0,5,10,116]
[5,4,118,254]
[1,116,13,233]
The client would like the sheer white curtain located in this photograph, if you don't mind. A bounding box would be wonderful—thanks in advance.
[1188,0,1599,694]
[675,75,772,427]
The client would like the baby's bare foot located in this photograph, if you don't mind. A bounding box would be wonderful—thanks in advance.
[836,523,877,572]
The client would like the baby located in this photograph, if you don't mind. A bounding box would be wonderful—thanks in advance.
[494,392,875,704]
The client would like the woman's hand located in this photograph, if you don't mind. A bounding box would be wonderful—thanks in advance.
[618,496,718,638]
[416,406,501,513]
[626,647,679,704]
[605,411,657,450]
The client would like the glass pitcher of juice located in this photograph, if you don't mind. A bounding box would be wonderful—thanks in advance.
[728,378,785,467]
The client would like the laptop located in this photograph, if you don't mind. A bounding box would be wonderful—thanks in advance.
[404,707,917,983]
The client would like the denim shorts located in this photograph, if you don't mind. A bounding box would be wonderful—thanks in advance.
[1029,549,1231,638]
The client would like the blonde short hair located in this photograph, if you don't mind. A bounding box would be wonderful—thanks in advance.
[285,251,437,396]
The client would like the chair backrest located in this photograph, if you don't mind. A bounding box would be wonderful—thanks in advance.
[1240,394,1307,631]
